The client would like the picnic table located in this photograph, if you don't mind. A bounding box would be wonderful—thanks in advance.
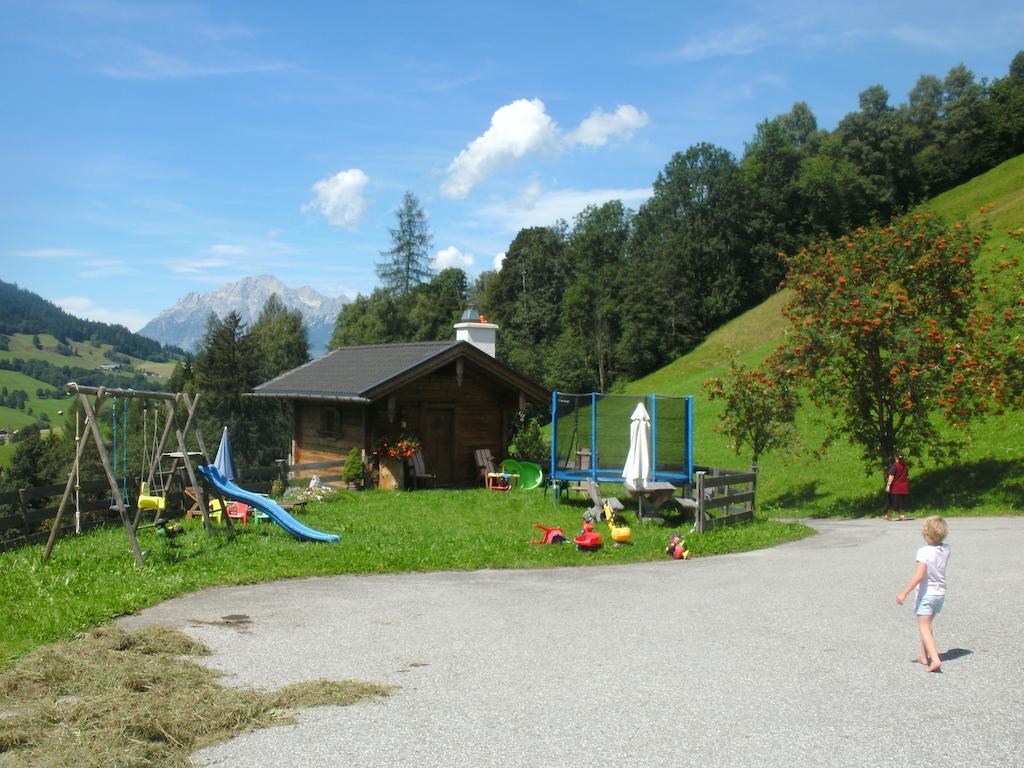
[626,481,679,520]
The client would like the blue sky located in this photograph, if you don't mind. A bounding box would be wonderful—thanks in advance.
[2,0,1022,332]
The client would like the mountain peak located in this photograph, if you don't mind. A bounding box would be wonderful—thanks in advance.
[138,275,349,355]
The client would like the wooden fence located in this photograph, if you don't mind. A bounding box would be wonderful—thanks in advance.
[0,459,346,554]
[0,481,123,553]
[690,464,758,533]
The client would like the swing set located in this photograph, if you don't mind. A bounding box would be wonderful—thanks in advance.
[43,382,233,567]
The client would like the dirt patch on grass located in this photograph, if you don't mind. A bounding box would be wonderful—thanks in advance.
[0,624,391,767]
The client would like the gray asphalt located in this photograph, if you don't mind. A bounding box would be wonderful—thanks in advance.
[119,517,1024,767]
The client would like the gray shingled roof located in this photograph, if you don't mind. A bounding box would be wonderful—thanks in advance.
[251,339,549,404]
[252,341,460,402]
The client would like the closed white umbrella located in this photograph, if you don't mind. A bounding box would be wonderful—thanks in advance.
[622,402,652,491]
[213,426,237,482]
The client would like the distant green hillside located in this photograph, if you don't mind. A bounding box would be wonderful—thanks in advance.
[1,333,175,380]
[620,154,1024,518]
[0,332,175,459]
[0,279,184,362]
[0,280,182,455]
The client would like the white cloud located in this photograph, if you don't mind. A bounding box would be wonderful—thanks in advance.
[304,169,369,228]
[519,180,543,209]
[493,252,506,271]
[441,99,649,198]
[12,248,86,259]
[441,99,558,199]
[672,24,771,61]
[889,25,952,49]
[168,258,231,274]
[568,105,649,147]
[55,296,151,332]
[433,246,475,270]
[79,258,134,277]
[477,186,653,231]
[95,44,286,80]
[209,243,247,256]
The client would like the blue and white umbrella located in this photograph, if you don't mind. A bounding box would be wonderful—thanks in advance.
[213,426,237,482]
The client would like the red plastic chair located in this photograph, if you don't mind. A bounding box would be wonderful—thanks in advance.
[226,501,252,525]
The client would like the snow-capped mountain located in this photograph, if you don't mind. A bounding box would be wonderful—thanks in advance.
[138,275,349,355]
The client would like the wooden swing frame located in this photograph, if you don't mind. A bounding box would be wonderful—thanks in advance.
[43,382,231,567]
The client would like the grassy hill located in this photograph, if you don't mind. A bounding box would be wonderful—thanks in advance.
[1,333,176,380]
[620,154,1024,518]
[0,333,174,466]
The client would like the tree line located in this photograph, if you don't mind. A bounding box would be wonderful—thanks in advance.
[335,52,1024,393]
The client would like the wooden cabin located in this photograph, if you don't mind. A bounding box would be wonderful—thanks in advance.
[250,319,547,487]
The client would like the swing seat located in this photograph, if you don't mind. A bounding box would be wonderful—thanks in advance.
[137,482,166,512]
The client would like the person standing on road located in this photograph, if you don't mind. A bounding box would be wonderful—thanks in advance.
[896,515,950,672]
[884,451,910,521]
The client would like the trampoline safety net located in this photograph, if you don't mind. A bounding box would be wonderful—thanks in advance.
[549,392,693,485]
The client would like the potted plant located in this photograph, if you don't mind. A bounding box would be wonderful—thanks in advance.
[371,436,421,489]
[343,447,364,490]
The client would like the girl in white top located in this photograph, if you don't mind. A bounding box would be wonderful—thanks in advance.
[896,515,950,672]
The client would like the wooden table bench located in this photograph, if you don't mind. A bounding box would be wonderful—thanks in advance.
[627,481,678,521]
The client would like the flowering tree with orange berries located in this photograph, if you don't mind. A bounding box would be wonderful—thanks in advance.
[705,360,798,465]
[767,212,1007,474]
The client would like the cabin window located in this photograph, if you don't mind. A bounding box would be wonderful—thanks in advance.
[319,405,341,438]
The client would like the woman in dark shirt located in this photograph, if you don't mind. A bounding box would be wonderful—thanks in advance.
[884,451,910,521]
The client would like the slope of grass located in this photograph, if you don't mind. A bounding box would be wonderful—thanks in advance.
[0,369,71,434]
[618,154,1024,519]
[927,154,1024,236]
[2,333,176,379]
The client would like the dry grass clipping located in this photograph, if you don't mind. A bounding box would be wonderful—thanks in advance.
[0,625,391,767]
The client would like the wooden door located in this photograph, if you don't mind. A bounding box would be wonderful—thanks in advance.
[423,407,455,485]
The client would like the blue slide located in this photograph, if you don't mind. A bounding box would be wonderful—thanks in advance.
[197,465,340,543]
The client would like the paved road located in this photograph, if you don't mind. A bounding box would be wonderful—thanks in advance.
[120,518,1023,767]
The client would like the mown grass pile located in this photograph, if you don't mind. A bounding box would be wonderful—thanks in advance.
[0,624,389,767]
[0,488,813,668]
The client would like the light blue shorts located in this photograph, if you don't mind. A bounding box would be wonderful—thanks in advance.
[915,593,944,616]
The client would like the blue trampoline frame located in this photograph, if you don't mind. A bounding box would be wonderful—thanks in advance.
[548,391,694,486]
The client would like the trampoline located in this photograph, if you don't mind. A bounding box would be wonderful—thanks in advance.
[549,392,694,487]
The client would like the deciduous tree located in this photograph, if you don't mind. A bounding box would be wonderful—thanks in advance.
[705,360,798,465]
[766,213,1005,475]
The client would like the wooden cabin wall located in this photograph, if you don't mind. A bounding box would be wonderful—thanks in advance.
[367,361,520,486]
[292,400,364,478]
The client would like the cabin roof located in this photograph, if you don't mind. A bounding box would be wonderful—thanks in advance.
[250,340,547,403]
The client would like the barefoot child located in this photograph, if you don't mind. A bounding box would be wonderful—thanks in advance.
[896,516,950,672]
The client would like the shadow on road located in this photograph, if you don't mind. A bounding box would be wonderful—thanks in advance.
[940,648,973,662]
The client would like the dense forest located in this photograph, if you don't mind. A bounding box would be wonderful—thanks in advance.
[336,52,1024,391]
[0,280,185,363]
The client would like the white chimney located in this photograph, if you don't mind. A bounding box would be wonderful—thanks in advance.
[454,308,498,357]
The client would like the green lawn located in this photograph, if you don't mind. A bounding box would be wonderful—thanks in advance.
[0,488,812,668]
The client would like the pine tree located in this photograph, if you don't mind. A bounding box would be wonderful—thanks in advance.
[376,191,434,296]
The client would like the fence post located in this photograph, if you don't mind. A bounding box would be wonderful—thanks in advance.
[17,488,32,541]
[695,471,705,534]
[750,462,758,516]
